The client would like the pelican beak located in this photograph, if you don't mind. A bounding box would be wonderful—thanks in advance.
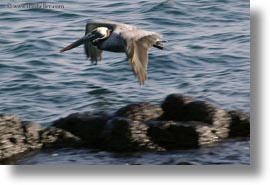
[60,33,95,53]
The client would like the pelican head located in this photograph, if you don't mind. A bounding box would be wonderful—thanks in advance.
[60,27,111,53]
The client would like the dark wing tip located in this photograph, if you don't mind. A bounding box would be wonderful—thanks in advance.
[153,41,164,49]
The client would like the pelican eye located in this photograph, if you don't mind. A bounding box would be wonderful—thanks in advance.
[92,39,99,45]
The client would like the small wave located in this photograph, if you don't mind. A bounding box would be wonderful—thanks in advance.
[25,60,48,66]
[58,12,81,19]
[20,6,62,14]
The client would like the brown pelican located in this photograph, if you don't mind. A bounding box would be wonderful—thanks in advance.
[60,20,164,85]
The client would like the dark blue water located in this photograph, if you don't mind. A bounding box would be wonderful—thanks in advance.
[0,0,250,164]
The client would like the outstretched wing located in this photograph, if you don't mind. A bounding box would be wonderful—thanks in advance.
[84,20,119,63]
[124,29,162,85]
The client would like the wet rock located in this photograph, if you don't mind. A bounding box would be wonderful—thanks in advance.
[147,121,219,149]
[40,127,82,148]
[182,101,231,139]
[161,94,231,139]
[161,94,195,120]
[210,108,231,139]
[180,101,217,123]
[22,121,42,149]
[0,115,27,160]
[53,112,108,147]
[102,117,164,152]
[228,111,250,137]
[194,122,220,145]
[184,102,230,129]
[114,103,163,122]
[147,121,199,149]
[0,115,42,161]
[1,94,251,160]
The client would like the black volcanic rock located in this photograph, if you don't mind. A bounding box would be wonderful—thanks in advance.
[182,101,231,139]
[102,117,164,152]
[40,127,82,148]
[22,121,42,149]
[228,111,250,137]
[0,115,42,161]
[114,102,163,122]
[146,121,219,149]
[161,94,195,120]
[180,101,217,123]
[1,94,250,162]
[52,112,109,147]
[161,94,232,139]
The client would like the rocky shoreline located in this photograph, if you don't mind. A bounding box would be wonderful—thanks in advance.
[0,94,250,162]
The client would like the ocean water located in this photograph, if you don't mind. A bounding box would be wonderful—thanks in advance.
[0,0,250,164]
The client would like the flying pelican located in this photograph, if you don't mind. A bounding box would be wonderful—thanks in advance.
[60,20,164,85]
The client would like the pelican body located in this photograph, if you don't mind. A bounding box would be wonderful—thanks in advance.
[60,20,164,85]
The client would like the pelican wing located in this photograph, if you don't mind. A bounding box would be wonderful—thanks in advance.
[84,20,118,63]
[124,29,162,85]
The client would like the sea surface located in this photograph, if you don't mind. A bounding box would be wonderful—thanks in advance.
[0,0,250,164]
